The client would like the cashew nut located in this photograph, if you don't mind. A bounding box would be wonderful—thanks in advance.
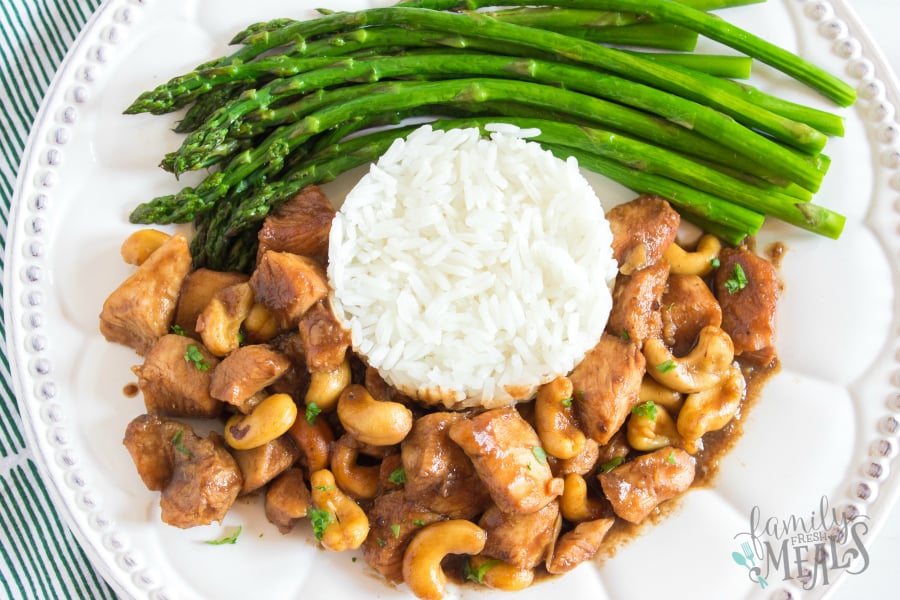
[643,325,734,393]
[535,376,586,460]
[243,302,279,344]
[120,229,171,266]
[224,393,298,450]
[286,410,335,473]
[402,520,487,600]
[468,555,534,591]
[196,282,255,357]
[310,469,369,552]
[663,234,722,276]
[677,364,746,453]
[627,403,680,452]
[330,434,381,500]
[304,358,351,412]
[559,473,608,523]
[337,384,413,447]
[639,376,684,413]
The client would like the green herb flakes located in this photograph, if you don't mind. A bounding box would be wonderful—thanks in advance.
[667,450,677,465]
[184,344,210,371]
[465,558,501,584]
[631,400,657,421]
[390,524,401,538]
[205,525,241,545]
[305,402,321,426]
[308,509,333,541]
[600,456,625,473]
[388,467,407,486]
[725,263,748,294]
[532,446,548,465]
[170,429,192,457]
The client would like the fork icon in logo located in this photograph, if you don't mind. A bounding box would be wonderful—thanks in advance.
[732,541,769,590]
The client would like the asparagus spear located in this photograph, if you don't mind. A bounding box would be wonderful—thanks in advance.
[392,0,856,106]
[227,8,830,153]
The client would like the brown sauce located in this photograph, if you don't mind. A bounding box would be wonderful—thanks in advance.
[122,382,140,398]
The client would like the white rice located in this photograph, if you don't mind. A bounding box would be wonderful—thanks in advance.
[327,124,617,409]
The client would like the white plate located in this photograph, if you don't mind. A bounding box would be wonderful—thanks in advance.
[5,0,900,598]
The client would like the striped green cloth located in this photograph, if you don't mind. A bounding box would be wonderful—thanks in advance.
[1,0,117,598]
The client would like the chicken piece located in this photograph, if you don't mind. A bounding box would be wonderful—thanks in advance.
[362,491,446,583]
[401,412,492,520]
[448,408,564,514]
[173,268,249,339]
[256,185,336,266]
[100,232,192,355]
[299,301,351,373]
[606,261,669,345]
[607,195,680,275]
[250,251,329,330]
[231,435,301,495]
[715,248,780,367]
[598,446,695,524]
[661,274,723,356]
[570,333,645,445]
[209,344,292,412]
[479,501,561,569]
[545,517,616,574]
[265,468,312,534]
[132,334,222,418]
[268,332,311,403]
[123,414,242,528]
[595,429,632,471]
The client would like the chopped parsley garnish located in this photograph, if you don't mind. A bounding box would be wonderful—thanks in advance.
[465,558,501,584]
[376,537,387,548]
[390,524,401,538]
[600,456,625,473]
[305,402,321,426]
[170,430,192,457]
[656,359,677,374]
[170,324,187,336]
[631,400,657,421]
[532,446,548,465]
[667,450,677,465]
[710,257,721,269]
[412,519,426,527]
[724,263,749,294]
[313,485,334,492]
[205,525,241,545]
[620,329,631,341]
[184,344,210,371]
[561,396,573,408]
[388,467,407,486]
[308,509,333,541]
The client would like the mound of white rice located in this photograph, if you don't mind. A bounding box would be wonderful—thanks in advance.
[327,124,617,409]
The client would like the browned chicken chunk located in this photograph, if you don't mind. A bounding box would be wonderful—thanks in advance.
[545,517,616,574]
[661,274,723,356]
[598,446,695,524]
[607,261,669,345]
[401,412,492,520]
[715,247,780,367]
[132,334,222,418]
[607,195,680,274]
[250,251,329,329]
[299,300,351,373]
[265,468,312,534]
[448,407,563,514]
[100,232,192,355]
[256,185,336,266]
[570,333,646,445]
[231,435,300,495]
[363,490,446,583]
[479,501,561,569]
[173,268,249,339]
[209,344,292,411]
[123,414,242,528]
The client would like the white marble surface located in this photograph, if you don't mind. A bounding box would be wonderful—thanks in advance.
[833,5,900,599]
